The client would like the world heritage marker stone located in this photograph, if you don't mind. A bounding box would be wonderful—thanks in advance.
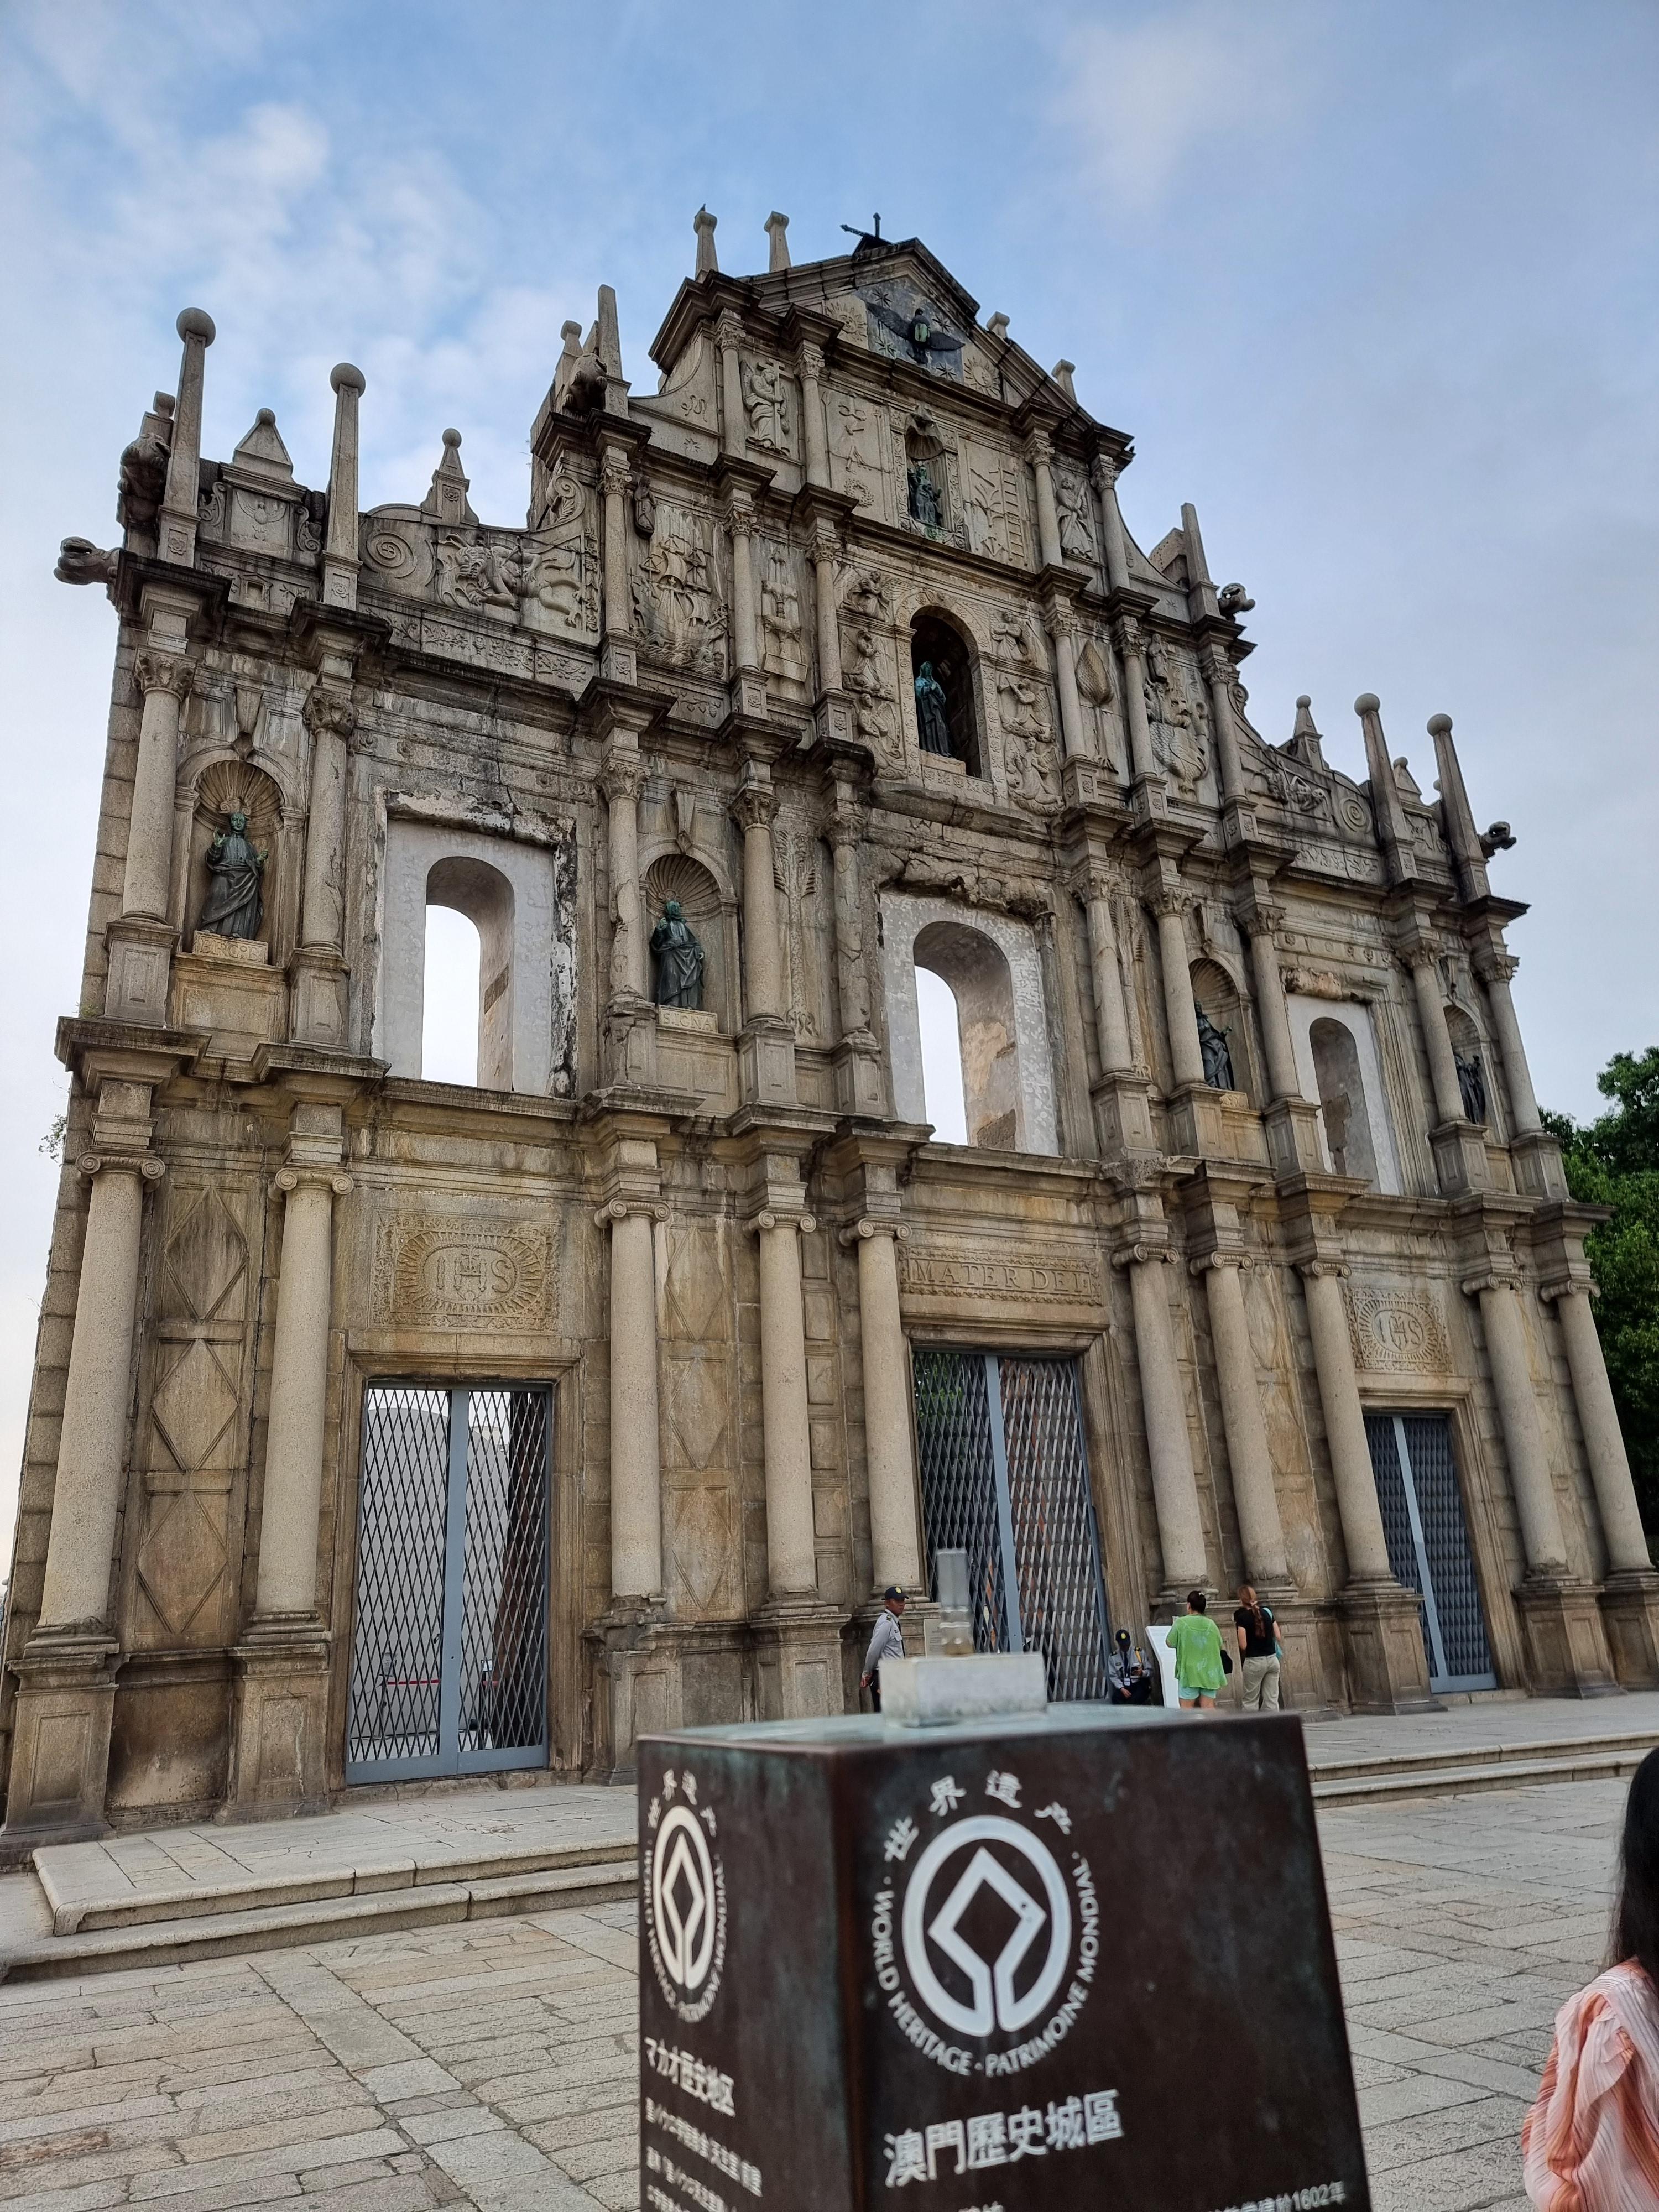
[638,1660,1368,2212]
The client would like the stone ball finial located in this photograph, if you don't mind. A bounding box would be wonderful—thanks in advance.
[1354,692,1380,715]
[1296,694,1312,708]
[330,362,366,395]
[255,406,276,426]
[442,428,462,450]
[1426,712,1453,737]
[177,307,216,345]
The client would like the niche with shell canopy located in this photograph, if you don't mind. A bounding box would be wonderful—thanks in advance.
[184,761,291,959]
[1190,954,1254,1101]
[644,852,735,1031]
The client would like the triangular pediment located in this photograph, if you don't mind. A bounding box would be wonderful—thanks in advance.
[230,409,294,483]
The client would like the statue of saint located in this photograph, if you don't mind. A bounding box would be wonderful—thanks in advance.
[198,810,265,941]
[907,460,945,529]
[914,661,953,757]
[650,899,705,1010]
[1196,1008,1235,1091]
[1455,1050,1487,1124]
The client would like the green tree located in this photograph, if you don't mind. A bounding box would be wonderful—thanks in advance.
[1543,1047,1659,1538]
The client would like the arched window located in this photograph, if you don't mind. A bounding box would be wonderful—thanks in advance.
[914,920,1019,1149]
[425,856,514,1089]
[422,906,481,1084]
[910,612,979,773]
[1310,1017,1379,1185]
[915,966,969,1143]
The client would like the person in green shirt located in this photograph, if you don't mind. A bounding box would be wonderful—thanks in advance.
[1168,1589,1226,1711]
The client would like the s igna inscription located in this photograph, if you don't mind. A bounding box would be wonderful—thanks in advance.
[638,1705,1369,2210]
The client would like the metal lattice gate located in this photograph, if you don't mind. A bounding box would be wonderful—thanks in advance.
[912,1350,1111,1700]
[346,1384,551,1782]
[1364,1411,1496,1692]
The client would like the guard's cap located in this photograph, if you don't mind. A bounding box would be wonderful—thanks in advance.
[884,1585,906,1603]
[1115,1627,1132,1646]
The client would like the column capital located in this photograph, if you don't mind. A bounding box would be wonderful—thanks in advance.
[275,1167,352,1196]
[599,445,633,495]
[1149,886,1196,922]
[753,1209,815,1235]
[1474,946,1519,985]
[1400,939,1444,973]
[1461,1267,1520,1299]
[1041,599,1078,643]
[78,1150,164,1182]
[594,1197,669,1228]
[1538,1273,1594,1303]
[1197,639,1236,683]
[1022,426,1055,469]
[1111,613,1145,658]
[1189,1250,1249,1276]
[796,337,826,381]
[1296,1258,1349,1281]
[724,485,757,536]
[301,686,356,742]
[1112,1239,1173,1269]
[837,1217,907,1247]
[600,754,645,806]
[132,650,195,702]
[807,515,841,562]
[732,778,776,833]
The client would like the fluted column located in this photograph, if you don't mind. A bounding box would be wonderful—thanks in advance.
[810,523,842,695]
[1199,641,1244,802]
[1194,1255,1290,1585]
[735,776,782,1021]
[1025,429,1062,570]
[299,688,355,952]
[321,363,365,611]
[602,750,646,1000]
[125,651,194,921]
[36,1154,160,1629]
[599,1199,666,1600]
[1406,945,1466,1126]
[842,1220,921,1593]
[1084,879,1134,1075]
[1466,1271,1569,1574]
[1113,616,1159,784]
[157,308,215,567]
[1153,895,1206,1089]
[1046,607,1089,760]
[253,1170,350,1619]
[1246,905,1301,1103]
[757,1212,818,1598]
[601,448,632,639]
[1298,1261,1394,1583]
[1115,1244,1207,1590]
[1543,1280,1651,1574]
[1091,454,1130,593]
[798,340,831,488]
[1475,948,1542,1136]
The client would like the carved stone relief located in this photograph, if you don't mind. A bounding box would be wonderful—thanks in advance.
[373,1218,553,1329]
[1346,1284,1452,1374]
[1054,467,1095,565]
[773,821,822,1040]
[962,440,1027,565]
[990,608,1059,813]
[632,504,728,676]
[757,540,807,682]
[828,395,888,514]
[740,357,794,456]
[1144,636,1209,797]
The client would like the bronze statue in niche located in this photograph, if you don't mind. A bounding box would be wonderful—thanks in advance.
[651,900,705,1009]
[199,810,266,940]
[1196,1007,1236,1091]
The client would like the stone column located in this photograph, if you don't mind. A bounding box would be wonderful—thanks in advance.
[1025,429,1063,570]
[735,776,782,1021]
[1091,454,1130,592]
[1113,617,1159,784]
[756,1211,818,1598]
[321,363,365,611]
[1199,641,1244,802]
[1297,1262,1394,1583]
[1153,895,1206,1089]
[1475,948,1542,1135]
[1115,1244,1208,1593]
[830,810,872,1040]
[1542,1280,1651,1574]
[810,523,843,694]
[157,308,215,567]
[1046,607,1089,760]
[299,688,354,953]
[124,651,194,924]
[798,340,831,488]
[1247,909,1301,1103]
[602,749,646,1003]
[601,448,632,639]
[598,1199,666,1601]
[1406,945,1465,1128]
[252,1170,350,1620]
[718,312,747,460]
[1083,879,1135,1075]
[1193,1255,1290,1585]
[1464,1271,1568,1574]
[842,1220,921,1594]
[727,490,759,672]
[36,1154,159,1630]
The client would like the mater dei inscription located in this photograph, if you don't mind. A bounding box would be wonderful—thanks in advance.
[898,1246,1104,1307]
[373,1218,553,1329]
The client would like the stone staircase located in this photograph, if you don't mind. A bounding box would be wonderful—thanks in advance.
[1307,1724,1657,1811]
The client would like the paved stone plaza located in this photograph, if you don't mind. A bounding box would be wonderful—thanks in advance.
[0,1772,1621,2211]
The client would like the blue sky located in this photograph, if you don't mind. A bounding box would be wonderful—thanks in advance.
[2,1,1656,1550]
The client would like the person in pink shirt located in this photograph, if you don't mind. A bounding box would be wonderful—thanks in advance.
[1524,1746,1659,2206]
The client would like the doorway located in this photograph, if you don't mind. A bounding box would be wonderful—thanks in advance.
[345,1384,552,1781]
[911,1349,1111,1699]
[1363,1412,1496,1692]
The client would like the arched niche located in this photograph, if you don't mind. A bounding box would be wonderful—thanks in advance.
[905,421,950,531]
[1190,954,1253,1100]
[1286,994,1402,1194]
[643,852,736,1030]
[186,761,287,957]
[1445,1005,1494,1130]
[880,892,1058,1156]
[427,855,515,1090]
[909,609,980,774]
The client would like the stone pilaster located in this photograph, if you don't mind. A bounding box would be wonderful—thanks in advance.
[1198,640,1244,804]
[1191,1250,1291,1589]
[1405,942,1486,1194]
[733,769,795,1107]
[797,338,831,487]
[1091,452,1130,593]
[1113,1234,1207,1602]
[840,1220,921,1596]
[827,787,884,1114]
[1112,614,1162,804]
[1024,427,1062,571]
[1045,603,1090,761]
[106,649,194,1026]
[1241,889,1326,1177]
[290,685,356,1049]
[599,744,656,1088]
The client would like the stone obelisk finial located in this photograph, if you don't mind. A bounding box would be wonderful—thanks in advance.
[765,211,791,272]
[1355,693,1417,885]
[322,362,366,611]
[158,307,216,567]
[694,206,718,277]
[1428,712,1490,903]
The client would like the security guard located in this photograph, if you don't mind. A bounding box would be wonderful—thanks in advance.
[860,1586,907,1712]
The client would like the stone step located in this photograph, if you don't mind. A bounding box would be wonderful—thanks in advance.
[1311,1744,1650,1810]
[0,1853,638,1983]
[1306,1724,1658,1788]
[35,1832,635,1937]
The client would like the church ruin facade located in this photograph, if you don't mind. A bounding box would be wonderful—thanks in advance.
[2,212,1652,1846]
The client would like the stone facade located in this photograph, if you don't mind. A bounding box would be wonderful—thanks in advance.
[3,213,1653,1850]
